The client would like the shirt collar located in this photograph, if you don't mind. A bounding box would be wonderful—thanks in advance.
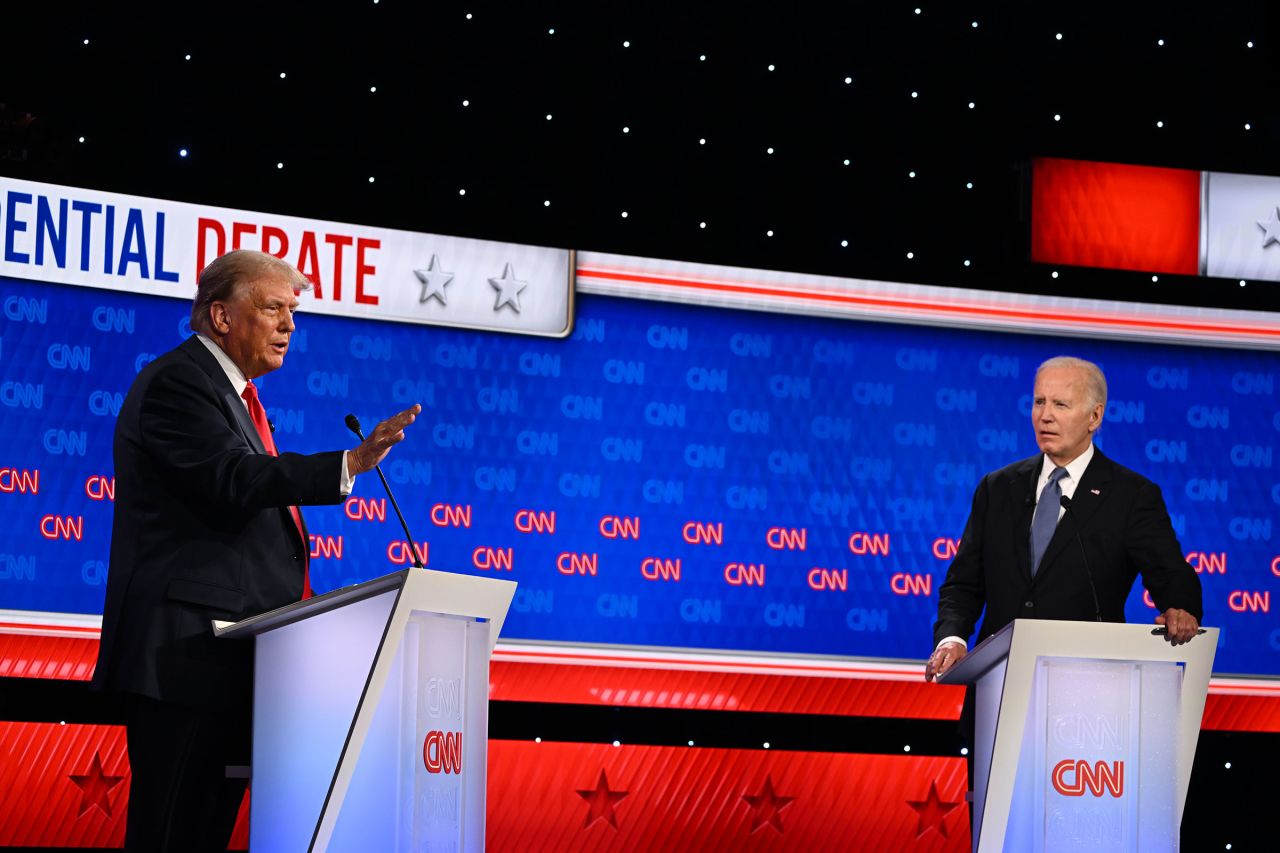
[195,334,248,398]
[1039,442,1095,492]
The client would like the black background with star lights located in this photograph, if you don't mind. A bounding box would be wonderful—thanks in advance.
[2,1,1279,310]
[1,2,1277,849]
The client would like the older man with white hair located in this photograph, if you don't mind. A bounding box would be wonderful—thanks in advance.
[926,355,1202,686]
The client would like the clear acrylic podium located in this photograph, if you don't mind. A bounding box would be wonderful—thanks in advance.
[939,619,1218,852]
[216,568,516,852]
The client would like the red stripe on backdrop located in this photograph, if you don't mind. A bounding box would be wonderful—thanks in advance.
[486,741,969,852]
[489,660,965,720]
[1030,157,1202,275]
[2,631,1277,731]
[0,634,99,680]
[576,266,1280,340]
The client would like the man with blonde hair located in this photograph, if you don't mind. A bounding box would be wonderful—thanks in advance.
[94,250,422,851]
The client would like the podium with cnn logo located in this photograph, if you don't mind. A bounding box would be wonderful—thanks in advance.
[216,568,516,852]
[939,619,1218,852]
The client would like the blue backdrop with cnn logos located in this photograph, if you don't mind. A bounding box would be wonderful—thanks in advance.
[1,275,1276,675]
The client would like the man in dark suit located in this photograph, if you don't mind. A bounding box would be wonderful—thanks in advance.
[925,355,1202,687]
[93,250,421,851]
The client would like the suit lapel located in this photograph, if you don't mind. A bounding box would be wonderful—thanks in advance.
[179,336,265,454]
[1035,450,1115,581]
[1009,455,1041,584]
[224,389,267,454]
[180,336,308,556]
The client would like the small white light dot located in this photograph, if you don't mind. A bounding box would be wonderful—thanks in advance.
[60,720,66,725]
[1224,761,1232,769]
[966,181,974,189]
[534,736,541,743]
[368,176,375,183]
[908,170,916,178]
[840,240,848,247]
[688,740,695,746]
[1239,280,1247,287]
[620,211,628,218]
[462,99,470,107]
[699,221,706,229]
[964,259,971,267]
[1051,271,1059,279]
[459,189,466,196]
[1157,38,1165,46]
[1156,120,1164,128]
[276,162,283,170]
[179,148,188,158]
[82,38,89,45]
[843,158,850,166]
[78,136,85,143]
[1152,275,1159,282]
[699,54,706,61]
[766,147,774,154]
[968,101,975,109]
[699,138,706,145]
[911,91,919,98]
[1227,844,1233,850]
[1055,33,1063,41]
[622,40,630,48]
[279,72,287,79]
[612,740,621,747]
[971,20,979,28]
[548,27,555,35]
[543,200,551,207]
[766,230,774,237]
[1054,113,1062,122]
[184,54,191,61]
[465,12,472,20]
[904,745,912,752]
[763,742,771,749]
[906,251,914,259]
[1246,41,1254,49]
[844,76,852,84]
[545,113,553,120]
[370,86,377,93]
[1244,123,1252,130]
[767,64,775,71]
[914,7,921,15]
[960,747,969,756]
[622,126,630,133]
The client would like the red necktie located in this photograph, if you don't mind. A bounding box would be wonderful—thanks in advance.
[242,381,312,599]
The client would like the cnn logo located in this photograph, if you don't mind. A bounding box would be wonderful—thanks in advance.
[1051,759,1124,797]
[422,730,463,775]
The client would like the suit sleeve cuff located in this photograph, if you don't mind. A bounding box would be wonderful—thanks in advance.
[936,636,968,651]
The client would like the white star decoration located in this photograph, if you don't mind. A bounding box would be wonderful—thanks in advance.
[414,254,454,305]
[1258,207,1280,248]
[488,263,528,313]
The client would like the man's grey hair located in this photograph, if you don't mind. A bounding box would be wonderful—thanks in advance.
[1036,356,1108,408]
[190,250,311,335]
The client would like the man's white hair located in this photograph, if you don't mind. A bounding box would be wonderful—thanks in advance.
[1036,356,1107,407]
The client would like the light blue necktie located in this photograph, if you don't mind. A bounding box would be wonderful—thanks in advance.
[1030,467,1068,577]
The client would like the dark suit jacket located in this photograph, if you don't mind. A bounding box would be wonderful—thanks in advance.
[93,336,345,709]
[933,449,1202,648]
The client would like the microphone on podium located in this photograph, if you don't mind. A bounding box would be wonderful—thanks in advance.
[346,414,424,569]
